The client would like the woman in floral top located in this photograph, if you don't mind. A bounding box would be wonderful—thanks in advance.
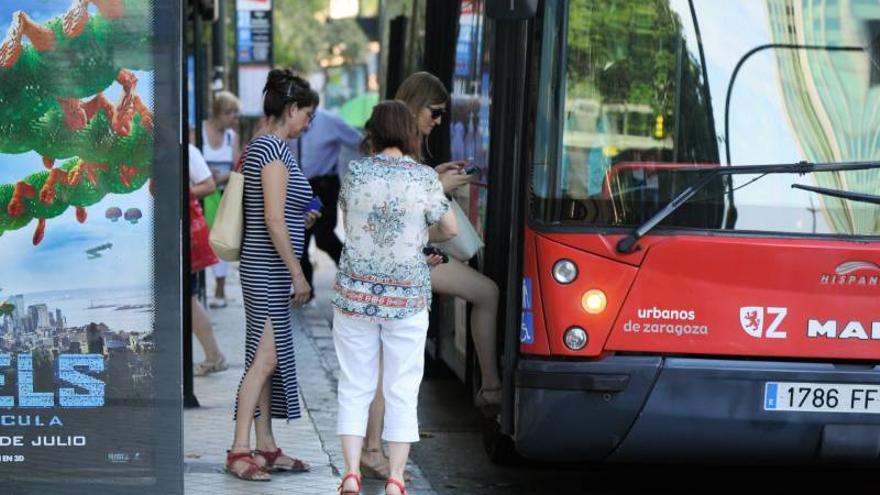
[332,100,457,495]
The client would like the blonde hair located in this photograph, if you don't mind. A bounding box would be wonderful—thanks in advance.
[394,72,449,136]
[211,90,240,118]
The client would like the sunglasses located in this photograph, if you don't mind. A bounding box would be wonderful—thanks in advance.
[430,107,446,120]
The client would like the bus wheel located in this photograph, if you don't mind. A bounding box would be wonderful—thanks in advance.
[482,417,519,465]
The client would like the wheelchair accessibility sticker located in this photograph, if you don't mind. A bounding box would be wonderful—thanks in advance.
[521,277,534,344]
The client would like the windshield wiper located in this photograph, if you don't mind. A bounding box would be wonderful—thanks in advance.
[791,184,880,206]
[616,160,880,254]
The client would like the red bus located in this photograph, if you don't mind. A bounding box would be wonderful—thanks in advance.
[390,0,880,463]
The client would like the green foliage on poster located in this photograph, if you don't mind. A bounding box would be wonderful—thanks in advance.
[0,0,153,245]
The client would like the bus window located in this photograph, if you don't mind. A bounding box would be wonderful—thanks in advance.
[532,0,880,237]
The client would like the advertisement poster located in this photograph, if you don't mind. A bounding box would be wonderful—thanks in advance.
[237,10,272,64]
[0,0,181,491]
[237,0,272,117]
[236,0,271,11]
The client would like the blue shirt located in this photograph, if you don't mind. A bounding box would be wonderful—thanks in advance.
[332,155,450,320]
[287,109,362,179]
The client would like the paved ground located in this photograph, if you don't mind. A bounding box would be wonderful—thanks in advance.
[184,251,436,495]
[182,248,880,495]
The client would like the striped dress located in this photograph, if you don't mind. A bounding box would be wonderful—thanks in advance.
[238,134,312,421]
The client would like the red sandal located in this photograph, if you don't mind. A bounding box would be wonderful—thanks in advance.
[225,450,270,482]
[385,477,407,495]
[338,472,362,494]
[252,447,310,472]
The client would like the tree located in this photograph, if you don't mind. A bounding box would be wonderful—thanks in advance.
[221,0,371,89]
[272,1,370,73]
[0,303,14,318]
[567,0,682,116]
[273,0,326,73]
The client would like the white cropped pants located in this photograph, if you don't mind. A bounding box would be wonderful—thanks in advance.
[333,309,428,443]
[211,259,229,278]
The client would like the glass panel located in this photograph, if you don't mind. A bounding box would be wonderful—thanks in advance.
[532,0,880,236]
[0,0,182,490]
[450,0,492,242]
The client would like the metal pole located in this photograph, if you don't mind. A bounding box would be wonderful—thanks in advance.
[194,10,206,151]
[183,0,205,409]
[212,0,226,89]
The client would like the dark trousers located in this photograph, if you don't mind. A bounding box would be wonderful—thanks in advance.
[302,174,343,286]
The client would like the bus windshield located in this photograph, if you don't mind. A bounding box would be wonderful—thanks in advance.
[531,0,880,237]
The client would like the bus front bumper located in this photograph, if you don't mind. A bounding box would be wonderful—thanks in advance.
[514,356,880,463]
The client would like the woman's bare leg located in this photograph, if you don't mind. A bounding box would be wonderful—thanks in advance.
[431,259,502,393]
[361,354,389,476]
[385,442,410,494]
[253,377,275,453]
[192,296,223,363]
[228,319,277,478]
[215,276,227,300]
[341,434,364,491]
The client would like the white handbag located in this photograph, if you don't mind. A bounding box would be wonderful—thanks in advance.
[433,200,484,261]
[208,169,244,261]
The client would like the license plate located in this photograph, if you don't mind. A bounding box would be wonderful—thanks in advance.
[764,382,880,413]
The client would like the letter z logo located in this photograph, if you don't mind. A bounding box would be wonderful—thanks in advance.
[739,306,788,339]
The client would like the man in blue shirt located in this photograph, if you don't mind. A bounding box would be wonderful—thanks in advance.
[288,109,363,288]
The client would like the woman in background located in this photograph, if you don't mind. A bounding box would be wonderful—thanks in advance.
[358,72,502,480]
[201,90,241,311]
[188,143,227,376]
[397,72,502,407]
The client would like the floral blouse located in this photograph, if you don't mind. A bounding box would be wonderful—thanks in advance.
[332,154,450,320]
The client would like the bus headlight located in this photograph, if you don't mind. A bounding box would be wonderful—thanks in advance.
[581,289,607,314]
[564,326,588,350]
[552,259,578,284]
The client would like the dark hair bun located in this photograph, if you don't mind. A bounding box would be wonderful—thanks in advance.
[263,69,320,118]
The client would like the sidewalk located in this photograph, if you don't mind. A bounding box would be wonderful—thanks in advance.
[184,251,436,495]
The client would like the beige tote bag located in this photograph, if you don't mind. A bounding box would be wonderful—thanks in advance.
[433,200,484,261]
[208,168,244,261]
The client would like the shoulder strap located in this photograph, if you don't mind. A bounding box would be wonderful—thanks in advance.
[233,150,246,173]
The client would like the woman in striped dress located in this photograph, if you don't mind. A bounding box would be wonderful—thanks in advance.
[225,69,319,482]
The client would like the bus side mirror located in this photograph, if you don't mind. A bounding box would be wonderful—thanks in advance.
[486,0,538,19]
